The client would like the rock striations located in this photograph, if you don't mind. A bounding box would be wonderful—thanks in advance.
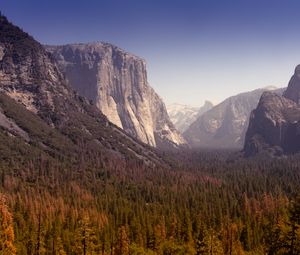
[244,66,300,156]
[184,87,283,149]
[46,43,186,148]
[0,14,165,165]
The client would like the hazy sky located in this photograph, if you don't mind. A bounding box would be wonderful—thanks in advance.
[2,0,300,106]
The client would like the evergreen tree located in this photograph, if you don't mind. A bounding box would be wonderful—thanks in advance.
[196,229,208,255]
[115,226,129,255]
[181,211,193,244]
[205,229,224,255]
[73,215,98,255]
[222,221,245,255]
[0,194,16,255]
[287,195,300,255]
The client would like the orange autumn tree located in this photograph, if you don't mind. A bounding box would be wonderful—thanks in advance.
[0,194,16,255]
[115,226,129,255]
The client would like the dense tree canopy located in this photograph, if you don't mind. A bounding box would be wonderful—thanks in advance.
[1,145,300,254]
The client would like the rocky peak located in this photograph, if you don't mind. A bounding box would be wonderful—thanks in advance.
[0,15,63,86]
[46,43,186,148]
[244,66,300,156]
[167,101,213,133]
[244,91,300,156]
[283,65,300,103]
[0,14,69,118]
[202,100,214,109]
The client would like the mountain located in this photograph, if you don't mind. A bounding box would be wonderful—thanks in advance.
[45,43,186,149]
[184,87,284,149]
[167,101,213,132]
[244,66,300,156]
[0,14,164,165]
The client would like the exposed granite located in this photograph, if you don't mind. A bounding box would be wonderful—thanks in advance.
[244,66,300,156]
[46,43,186,148]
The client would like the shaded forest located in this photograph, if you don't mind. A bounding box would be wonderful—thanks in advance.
[1,144,300,254]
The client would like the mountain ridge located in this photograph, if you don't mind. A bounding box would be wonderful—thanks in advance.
[45,43,186,149]
[184,87,284,149]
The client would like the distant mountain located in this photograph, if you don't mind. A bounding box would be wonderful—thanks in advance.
[167,101,213,132]
[45,43,186,149]
[0,14,164,165]
[184,87,284,149]
[244,66,300,156]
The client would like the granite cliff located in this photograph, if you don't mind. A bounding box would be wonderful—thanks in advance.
[46,43,185,148]
[244,66,300,156]
[0,14,164,165]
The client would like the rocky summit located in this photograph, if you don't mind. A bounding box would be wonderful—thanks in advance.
[183,87,283,149]
[46,43,186,148]
[167,101,213,133]
[283,65,300,103]
[244,65,300,156]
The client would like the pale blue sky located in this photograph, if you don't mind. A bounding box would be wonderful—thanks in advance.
[1,0,300,106]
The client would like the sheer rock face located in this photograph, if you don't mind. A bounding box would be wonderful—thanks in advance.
[183,87,283,149]
[283,65,300,103]
[0,15,165,165]
[46,43,185,148]
[0,15,69,117]
[244,66,300,156]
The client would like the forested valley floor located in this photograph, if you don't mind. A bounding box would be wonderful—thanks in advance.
[1,147,300,255]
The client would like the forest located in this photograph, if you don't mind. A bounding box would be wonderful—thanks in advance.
[0,3,300,255]
[1,144,300,255]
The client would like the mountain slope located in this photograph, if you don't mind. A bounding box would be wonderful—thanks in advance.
[167,101,213,132]
[184,87,284,149]
[0,14,164,165]
[244,66,300,156]
[45,43,186,148]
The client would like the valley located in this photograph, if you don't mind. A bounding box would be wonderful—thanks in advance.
[0,5,300,255]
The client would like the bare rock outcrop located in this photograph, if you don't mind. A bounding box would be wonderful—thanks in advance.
[46,43,185,148]
[244,65,300,156]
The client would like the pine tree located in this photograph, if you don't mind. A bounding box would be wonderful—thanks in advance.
[239,224,251,251]
[73,214,98,255]
[221,222,245,255]
[169,214,177,241]
[205,229,224,255]
[0,194,16,255]
[115,226,129,255]
[287,195,300,255]
[49,222,66,255]
[196,229,208,255]
[181,211,193,244]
